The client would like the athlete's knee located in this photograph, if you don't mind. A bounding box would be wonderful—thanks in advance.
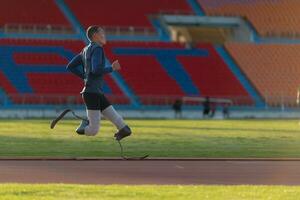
[84,110,100,136]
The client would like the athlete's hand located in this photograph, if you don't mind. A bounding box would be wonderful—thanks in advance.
[112,60,121,71]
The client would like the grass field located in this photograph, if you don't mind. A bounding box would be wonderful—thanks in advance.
[1,119,300,200]
[0,184,299,200]
[0,119,299,158]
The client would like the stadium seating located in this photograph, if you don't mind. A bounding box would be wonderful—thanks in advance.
[65,0,194,29]
[0,39,84,52]
[0,39,129,104]
[198,0,300,37]
[0,0,298,108]
[14,53,68,65]
[178,43,252,105]
[105,41,186,104]
[0,39,253,105]
[0,0,70,27]
[0,71,18,94]
[225,42,300,106]
[105,41,252,105]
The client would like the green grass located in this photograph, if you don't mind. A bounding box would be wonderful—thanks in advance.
[0,119,300,158]
[0,184,299,200]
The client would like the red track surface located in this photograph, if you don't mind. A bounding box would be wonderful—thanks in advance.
[0,159,300,185]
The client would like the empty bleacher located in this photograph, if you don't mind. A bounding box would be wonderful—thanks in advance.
[0,39,84,52]
[0,39,129,104]
[0,0,298,109]
[0,71,18,94]
[65,0,194,32]
[0,38,256,106]
[105,41,185,104]
[225,42,300,106]
[13,53,68,65]
[0,0,71,32]
[198,0,300,37]
[178,43,252,105]
[105,41,252,105]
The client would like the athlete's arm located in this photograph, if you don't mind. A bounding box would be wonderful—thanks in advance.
[66,54,85,79]
[91,47,113,75]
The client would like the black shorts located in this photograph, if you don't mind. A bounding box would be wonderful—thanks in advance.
[203,109,210,115]
[82,92,111,111]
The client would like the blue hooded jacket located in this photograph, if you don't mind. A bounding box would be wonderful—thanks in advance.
[66,42,113,94]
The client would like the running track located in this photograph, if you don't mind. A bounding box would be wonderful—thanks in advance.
[0,158,300,185]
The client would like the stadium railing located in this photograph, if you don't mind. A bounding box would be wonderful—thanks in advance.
[2,24,157,36]
[3,23,74,34]
[102,26,157,36]
[3,94,128,106]
[0,94,298,108]
[157,10,195,16]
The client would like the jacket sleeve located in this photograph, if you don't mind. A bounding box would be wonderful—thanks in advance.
[91,47,113,75]
[66,54,85,79]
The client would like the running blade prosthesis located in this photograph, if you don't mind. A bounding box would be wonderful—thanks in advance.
[51,109,149,160]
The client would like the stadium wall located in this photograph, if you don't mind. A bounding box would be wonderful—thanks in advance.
[0,108,300,119]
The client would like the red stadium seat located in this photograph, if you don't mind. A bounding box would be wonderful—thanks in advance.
[105,41,252,105]
[226,42,300,106]
[198,0,300,37]
[65,0,194,29]
[105,41,186,104]
[0,0,70,27]
[177,43,252,105]
[0,39,129,105]
[0,72,18,94]
[14,53,68,65]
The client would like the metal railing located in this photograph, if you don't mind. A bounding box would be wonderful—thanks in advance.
[0,94,298,108]
[102,26,157,36]
[1,24,157,36]
[3,23,74,34]
[157,10,195,16]
[1,94,129,106]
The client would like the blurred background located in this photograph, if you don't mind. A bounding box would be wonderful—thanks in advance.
[0,0,299,119]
